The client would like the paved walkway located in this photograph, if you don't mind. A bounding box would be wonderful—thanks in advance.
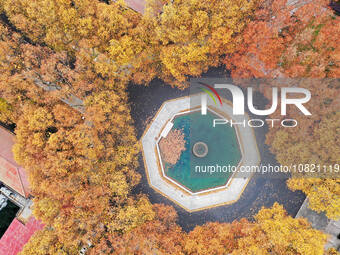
[296,198,340,251]
[32,78,85,114]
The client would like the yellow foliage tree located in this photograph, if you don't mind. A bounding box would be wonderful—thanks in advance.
[19,228,78,255]
[184,203,328,255]
[114,0,257,88]
[0,14,154,251]
[233,203,328,255]
[266,79,340,220]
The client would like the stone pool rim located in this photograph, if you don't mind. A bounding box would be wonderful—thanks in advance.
[141,94,261,212]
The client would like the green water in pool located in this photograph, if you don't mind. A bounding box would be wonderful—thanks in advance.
[161,110,242,192]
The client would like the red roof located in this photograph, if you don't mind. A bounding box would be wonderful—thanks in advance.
[124,0,146,14]
[0,217,44,255]
[0,126,30,198]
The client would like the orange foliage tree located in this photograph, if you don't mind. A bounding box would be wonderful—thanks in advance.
[0,0,337,253]
[226,0,340,219]
[226,0,339,78]
[87,204,184,255]
[86,203,328,255]
[0,16,154,252]
[159,129,186,165]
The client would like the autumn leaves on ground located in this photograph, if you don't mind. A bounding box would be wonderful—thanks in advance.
[0,0,339,254]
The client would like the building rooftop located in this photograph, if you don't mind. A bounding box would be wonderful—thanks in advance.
[0,217,44,255]
[0,126,30,198]
[125,0,146,14]
[0,126,43,254]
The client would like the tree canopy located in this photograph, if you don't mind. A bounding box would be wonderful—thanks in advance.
[0,0,338,253]
[227,0,340,219]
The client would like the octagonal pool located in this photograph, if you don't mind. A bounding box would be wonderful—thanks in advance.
[159,109,242,193]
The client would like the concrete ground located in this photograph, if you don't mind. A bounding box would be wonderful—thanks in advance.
[296,198,340,250]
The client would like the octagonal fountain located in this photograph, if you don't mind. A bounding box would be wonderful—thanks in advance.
[141,94,260,211]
